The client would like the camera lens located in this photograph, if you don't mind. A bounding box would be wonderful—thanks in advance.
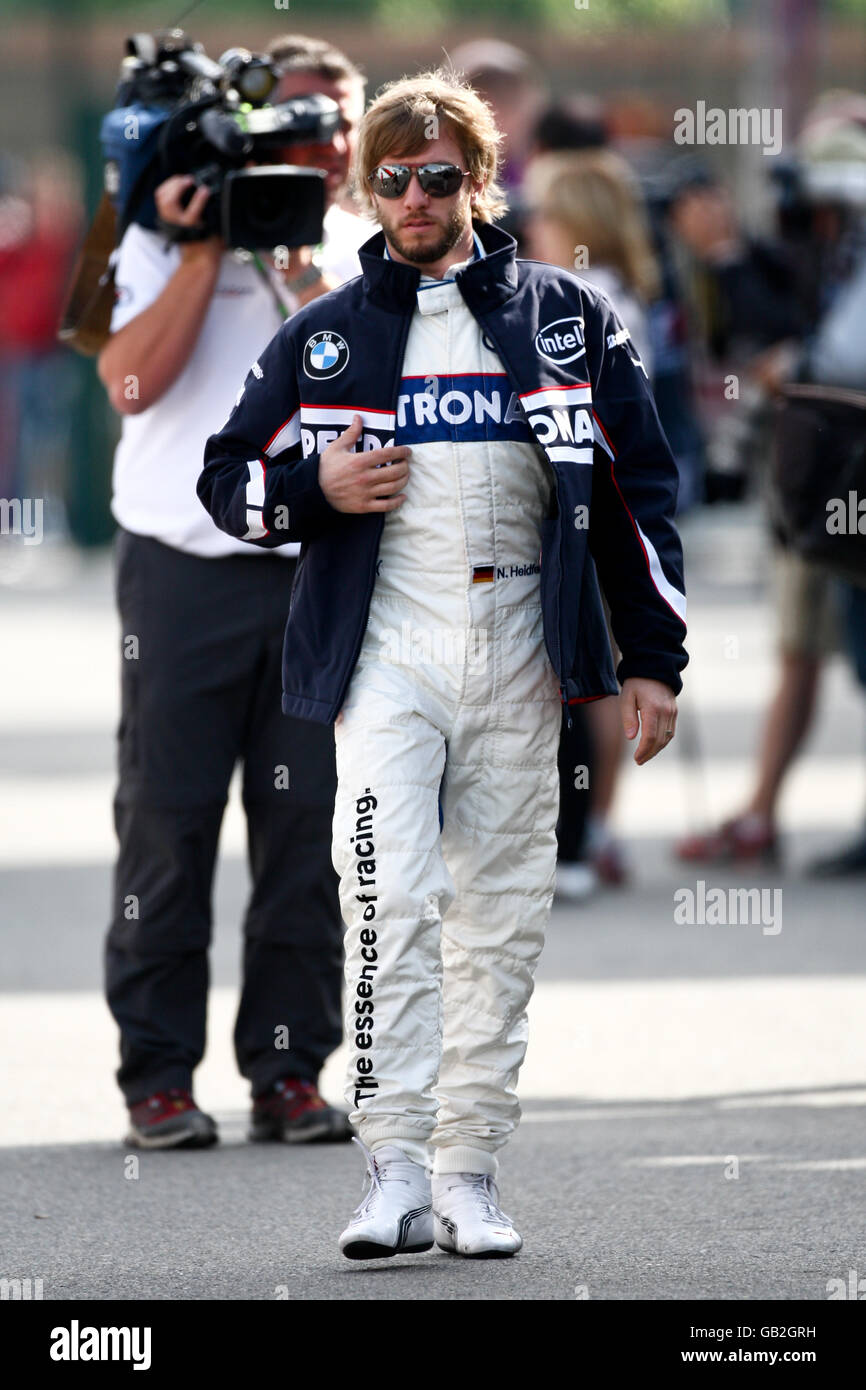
[246,176,286,235]
[237,65,275,103]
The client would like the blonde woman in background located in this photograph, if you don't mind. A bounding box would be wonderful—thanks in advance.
[524,149,661,894]
[524,147,658,372]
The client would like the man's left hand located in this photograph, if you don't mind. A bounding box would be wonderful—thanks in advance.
[620,677,678,765]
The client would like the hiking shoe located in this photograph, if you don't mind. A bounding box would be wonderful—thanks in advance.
[250,1078,352,1144]
[125,1088,218,1150]
[339,1140,433,1260]
[433,1172,522,1258]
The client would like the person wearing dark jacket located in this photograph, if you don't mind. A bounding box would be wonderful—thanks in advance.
[199,70,687,1259]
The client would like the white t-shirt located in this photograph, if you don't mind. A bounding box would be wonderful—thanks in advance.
[109,203,371,558]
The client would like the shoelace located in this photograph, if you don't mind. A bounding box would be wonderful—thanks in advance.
[351,1137,416,1217]
[273,1079,325,1114]
[442,1174,515,1228]
[144,1089,193,1114]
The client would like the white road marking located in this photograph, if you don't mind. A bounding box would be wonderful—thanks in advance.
[3,977,865,1147]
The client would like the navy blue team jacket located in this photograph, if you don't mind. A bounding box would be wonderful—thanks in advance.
[198,221,688,725]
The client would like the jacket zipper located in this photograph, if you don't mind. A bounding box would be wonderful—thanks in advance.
[477,308,574,728]
[332,310,414,719]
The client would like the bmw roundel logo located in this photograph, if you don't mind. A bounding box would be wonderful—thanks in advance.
[303,331,350,379]
[534,316,586,366]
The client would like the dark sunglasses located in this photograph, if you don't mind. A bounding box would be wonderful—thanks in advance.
[367,163,470,199]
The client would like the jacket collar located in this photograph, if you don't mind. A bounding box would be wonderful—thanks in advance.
[358,220,520,315]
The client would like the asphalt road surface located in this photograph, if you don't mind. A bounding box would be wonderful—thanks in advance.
[2,510,865,1301]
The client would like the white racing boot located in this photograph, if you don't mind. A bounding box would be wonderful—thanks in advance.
[433,1172,523,1258]
[339,1139,433,1260]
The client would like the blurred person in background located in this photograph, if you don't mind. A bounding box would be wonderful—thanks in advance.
[450,39,544,196]
[606,101,708,517]
[529,96,609,161]
[450,37,545,250]
[601,95,707,516]
[0,151,81,545]
[676,100,866,871]
[97,34,368,1151]
[266,33,372,254]
[788,235,866,875]
[665,161,806,506]
[524,148,661,894]
[0,157,28,500]
[524,149,658,369]
[772,102,866,876]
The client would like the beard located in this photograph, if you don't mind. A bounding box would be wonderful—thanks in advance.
[385,203,467,265]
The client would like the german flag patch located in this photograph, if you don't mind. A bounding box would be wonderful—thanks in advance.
[472,565,495,584]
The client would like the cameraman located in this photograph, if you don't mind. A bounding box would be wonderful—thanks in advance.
[97,35,369,1150]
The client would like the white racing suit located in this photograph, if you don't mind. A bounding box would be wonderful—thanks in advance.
[332,259,562,1178]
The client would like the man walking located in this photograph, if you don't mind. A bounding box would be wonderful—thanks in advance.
[199,71,687,1253]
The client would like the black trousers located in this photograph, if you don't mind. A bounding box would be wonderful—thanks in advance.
[105,530,343,1106]
[556,704,593,862]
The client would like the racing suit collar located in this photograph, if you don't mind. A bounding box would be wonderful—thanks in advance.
[358,220,519,315]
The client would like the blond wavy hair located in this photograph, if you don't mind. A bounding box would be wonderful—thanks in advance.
[525,149,660,301]
[353,69,506,223]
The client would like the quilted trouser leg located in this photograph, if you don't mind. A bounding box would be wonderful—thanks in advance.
[332,660,455,1169]
[431,634,561,1177]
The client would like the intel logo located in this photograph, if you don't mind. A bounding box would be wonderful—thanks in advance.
[534,317,586,366]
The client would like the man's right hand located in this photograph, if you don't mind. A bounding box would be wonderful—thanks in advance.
[97,176,224,416]
[319,416,411,513]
